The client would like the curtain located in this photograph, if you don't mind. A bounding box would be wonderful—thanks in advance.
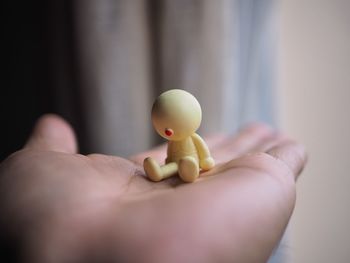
[71,2,286,260]
[2,0,286,261]
[69,0,277,157]
[2,0,287,261]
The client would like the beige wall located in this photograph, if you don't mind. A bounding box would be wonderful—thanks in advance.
[279,0,350,262]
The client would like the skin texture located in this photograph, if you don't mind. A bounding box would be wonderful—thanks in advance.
[0,114,306,263]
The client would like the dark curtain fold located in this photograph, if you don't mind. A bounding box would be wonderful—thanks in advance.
[2,0,278,158]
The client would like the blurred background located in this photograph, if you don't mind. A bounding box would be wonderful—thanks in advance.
[280,1,350,262]
[2,0,350,262]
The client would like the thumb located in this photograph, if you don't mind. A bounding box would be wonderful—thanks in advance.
[24,114,78,154]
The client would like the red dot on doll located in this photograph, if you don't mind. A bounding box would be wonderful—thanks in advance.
[165,128,173,136]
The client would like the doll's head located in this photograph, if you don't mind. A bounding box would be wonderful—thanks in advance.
[151,89,202,141]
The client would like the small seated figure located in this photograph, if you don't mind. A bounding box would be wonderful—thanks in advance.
[144,89,215,183]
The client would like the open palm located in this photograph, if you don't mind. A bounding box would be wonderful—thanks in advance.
[0,115,306,263]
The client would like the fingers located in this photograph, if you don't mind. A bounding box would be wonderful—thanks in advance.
[130,122,307,180]
[212,123,274,162]
[205,125,307,181]
[249,132,290,153]
[131,123,276,166]
[266,140,307,179]
[24,114,78,154]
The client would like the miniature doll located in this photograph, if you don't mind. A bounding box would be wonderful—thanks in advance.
[144,89,215,183]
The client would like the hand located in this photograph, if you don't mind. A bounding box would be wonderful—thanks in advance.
[0,115,306,263]
[199,156,215,170]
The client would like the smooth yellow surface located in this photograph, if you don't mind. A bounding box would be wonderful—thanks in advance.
[144,89,215,182]
[151,89,202,141]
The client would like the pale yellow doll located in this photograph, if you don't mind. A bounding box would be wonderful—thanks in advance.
[144,89,215,183]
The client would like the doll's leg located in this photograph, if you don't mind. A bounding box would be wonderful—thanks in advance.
[144,157,178,182]
[178,156,199,183]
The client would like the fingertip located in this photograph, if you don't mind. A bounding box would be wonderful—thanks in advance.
[25,114,78,154]
[214,122,274,160]
[267,140,307,179]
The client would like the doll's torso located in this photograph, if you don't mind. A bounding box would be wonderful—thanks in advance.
[166,136,199,164]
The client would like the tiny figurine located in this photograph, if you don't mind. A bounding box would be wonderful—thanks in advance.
[144,89,215,183]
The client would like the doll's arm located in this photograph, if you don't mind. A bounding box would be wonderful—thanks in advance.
[191,133,215,170]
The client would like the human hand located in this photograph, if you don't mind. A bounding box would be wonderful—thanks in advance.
[0,115,306,263]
